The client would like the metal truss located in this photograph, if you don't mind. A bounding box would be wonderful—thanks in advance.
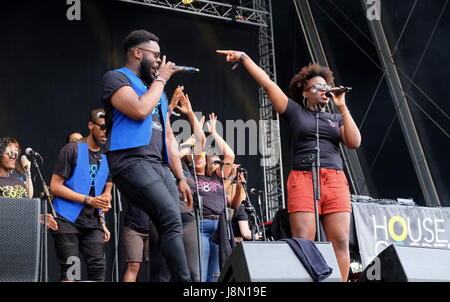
[254,0,285,221]
[117,0,269,27]
[117,0,285,221]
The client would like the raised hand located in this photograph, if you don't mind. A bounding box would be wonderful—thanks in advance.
[175,93,194,115]
[199,115,206,128]
[169,85,184,111]
[206,113,218,135]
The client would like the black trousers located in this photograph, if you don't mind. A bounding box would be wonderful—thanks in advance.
[113,160,191,282]
[52,226,105,281]
[149,213,200,282]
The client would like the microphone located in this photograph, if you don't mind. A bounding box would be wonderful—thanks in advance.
[25,148,41,157]
[250,188,263,196]
[180,143,194,149]
[173,65,200,73]
[326,87,352,98]
[237,167,247,173]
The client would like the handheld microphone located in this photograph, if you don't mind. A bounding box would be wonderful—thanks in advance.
[25,148,41,157]
[250,188,263,196]
[237,167,247,173]
[326,87,352,98]
[173,65,200,73]
[180,143,194,149]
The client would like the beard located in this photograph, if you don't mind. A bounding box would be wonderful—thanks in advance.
[139,56,155,86]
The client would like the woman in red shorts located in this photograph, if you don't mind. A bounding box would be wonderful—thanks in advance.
[217,50,361,281]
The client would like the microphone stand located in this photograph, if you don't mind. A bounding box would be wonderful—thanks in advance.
[219,163,232,242]
[31,154,54,282]
[189,150,203,282]
[241,180,266,241]
[112,184,122,282]
[312,108,322,242]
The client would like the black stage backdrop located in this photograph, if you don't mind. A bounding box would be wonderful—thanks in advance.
[0,0,261,281]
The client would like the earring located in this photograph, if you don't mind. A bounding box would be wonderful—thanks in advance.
[303,97,308,108]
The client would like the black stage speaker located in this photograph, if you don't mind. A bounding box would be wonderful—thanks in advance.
[0,198,41,282]
[358,244,450,282]
[219,241,341,282]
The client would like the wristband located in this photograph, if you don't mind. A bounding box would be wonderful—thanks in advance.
[84,195,91,205]
[176,177,187,184]
[154,76,167,85]
[341,110,350,117]
[232,53,246,70]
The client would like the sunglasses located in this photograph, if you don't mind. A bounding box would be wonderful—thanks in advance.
[5,151,18,159]
[305,83,332,93]
[138,48,161,59]
[91,121,106,131]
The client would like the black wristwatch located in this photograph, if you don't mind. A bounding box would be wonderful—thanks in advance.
[176,177,187,184]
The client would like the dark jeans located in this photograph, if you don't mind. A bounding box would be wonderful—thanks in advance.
[52,227,105,281]
[113,160,191,282]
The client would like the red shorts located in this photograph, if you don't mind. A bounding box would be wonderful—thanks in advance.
[287,168,351,215]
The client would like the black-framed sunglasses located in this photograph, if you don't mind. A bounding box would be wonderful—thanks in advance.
[137,47,161,59]
[91,121,106,131]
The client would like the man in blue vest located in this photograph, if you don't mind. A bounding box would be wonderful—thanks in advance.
[101,29,193,281]
[50,108,112,281]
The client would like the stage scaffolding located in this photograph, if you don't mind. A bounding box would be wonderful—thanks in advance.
[117,0,286,221]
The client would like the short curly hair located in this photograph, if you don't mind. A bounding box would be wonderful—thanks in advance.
[288,63,334,106]
[0,137,19,155]
[124,29,159,52]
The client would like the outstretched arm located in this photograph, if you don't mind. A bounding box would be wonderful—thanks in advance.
[207,113,235,178]
[174,93,207,155]
[166,112,194,208]
[216,50,288,114]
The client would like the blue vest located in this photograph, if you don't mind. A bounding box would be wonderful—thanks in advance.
[109,67,169,163]
[53,143,109,223]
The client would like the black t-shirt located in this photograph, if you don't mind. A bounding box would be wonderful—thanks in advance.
[281,98,344,170]
[124,198,149,233]
[52,138,111,230]
[231,205,249,238]
[197,173,225,216]
[101,70,165,177]
[0,175,28,199]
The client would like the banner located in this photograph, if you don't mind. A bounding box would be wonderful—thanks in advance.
[352,203,450,268]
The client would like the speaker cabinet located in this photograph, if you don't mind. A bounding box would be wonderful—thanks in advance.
[219,241,341,282]
[0,198,41,282]
[358,244,450,282]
